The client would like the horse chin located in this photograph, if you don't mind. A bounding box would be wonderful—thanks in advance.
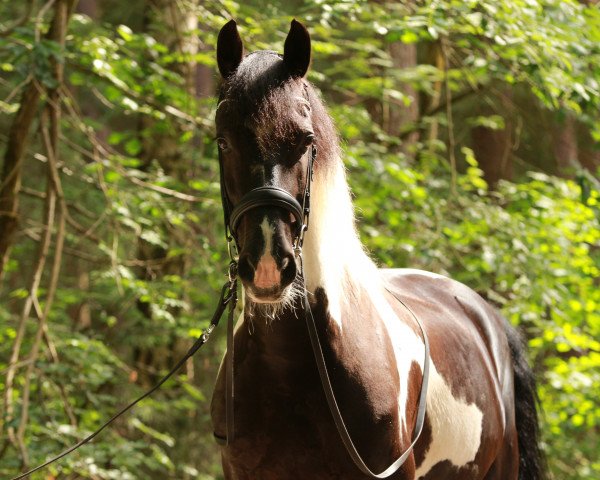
[247,287,286,304]
[244,281,301,319]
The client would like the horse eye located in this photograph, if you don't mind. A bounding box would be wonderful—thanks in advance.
[294,132,314,150]
[304,133,315,147]
[217,137,230,152]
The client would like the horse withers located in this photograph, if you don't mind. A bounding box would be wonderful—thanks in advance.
[210,19,545,480]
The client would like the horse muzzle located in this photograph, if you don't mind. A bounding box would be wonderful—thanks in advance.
[238,247,297,303]
[228,185,305,303]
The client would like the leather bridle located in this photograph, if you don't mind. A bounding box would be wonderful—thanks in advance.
[216,119,430,478]
[215,138,315,449]
[219,139,316,260]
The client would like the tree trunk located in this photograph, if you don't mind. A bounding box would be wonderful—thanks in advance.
[553,113,579,173]
[472,124,513,187]
[422,40,444,145]
[471,90,514,188]
[386,41,420,156]
[76,0,98,16]
[0,85,41,278]
[0,0,78,278]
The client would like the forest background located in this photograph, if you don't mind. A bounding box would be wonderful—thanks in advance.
[0,0,599,478]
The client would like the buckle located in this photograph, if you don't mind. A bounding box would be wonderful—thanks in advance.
[227,238,239,262]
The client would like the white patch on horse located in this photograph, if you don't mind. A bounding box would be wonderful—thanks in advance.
[302,158,370,330]
[415,362,484,478]
[247,217,279,293]
[365,278,425,441]
[366,283,426,435]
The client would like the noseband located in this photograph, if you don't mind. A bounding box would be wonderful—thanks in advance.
[220,143,316,258]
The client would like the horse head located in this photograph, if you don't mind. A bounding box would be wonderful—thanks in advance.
[216,20,315,307]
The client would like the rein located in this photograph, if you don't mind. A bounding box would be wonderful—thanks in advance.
[301,271,430,478]
[218,135,431,477]
[9,270,239,480]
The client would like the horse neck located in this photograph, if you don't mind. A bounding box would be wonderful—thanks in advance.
[239,155,379,355]
[302,157,379,327]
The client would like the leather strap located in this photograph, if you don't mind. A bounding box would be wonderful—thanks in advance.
[301,275,430,478]
[219,143,316,255]
[225,288,236,444]
[10,276,238,480]
[229,186,304,237]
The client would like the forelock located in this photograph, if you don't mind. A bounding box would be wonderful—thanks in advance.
[220,51,290,114]
[219,51,310,151]
[217,50,339,168]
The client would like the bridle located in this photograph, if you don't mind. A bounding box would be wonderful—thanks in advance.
[214,134,316,449]
[218,122,315,261]
[222,151,314,258]
[12,89,429,480]
[216,98,431,478]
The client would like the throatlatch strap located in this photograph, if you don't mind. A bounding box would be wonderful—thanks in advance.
[301,277,430,479]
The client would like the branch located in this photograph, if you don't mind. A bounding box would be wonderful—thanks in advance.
[42,327,77,426]
[60,89,207,203]
[20,186,106,245]
[2,0,77,468]
[0,79,42,278]
[16,102,68,461]
[127,175,206,203]
[66,62,210,128]
[425,83,483,118]
[0,0,36,38]
[24,223,176,268]
[2,149,56,465]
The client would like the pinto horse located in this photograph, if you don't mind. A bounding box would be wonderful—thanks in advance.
[211,20,544,480]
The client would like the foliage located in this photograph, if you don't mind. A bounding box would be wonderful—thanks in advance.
[0,0,599,479]
[351,140,600,478]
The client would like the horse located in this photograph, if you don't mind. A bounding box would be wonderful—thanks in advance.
[210,19,545,480]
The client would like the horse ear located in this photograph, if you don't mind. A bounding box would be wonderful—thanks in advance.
[217,20,244,78]
[283,19,311,78]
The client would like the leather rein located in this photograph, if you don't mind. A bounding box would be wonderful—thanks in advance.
[13,113,429,480]
[9,274,239,480]
[218,137,431,478]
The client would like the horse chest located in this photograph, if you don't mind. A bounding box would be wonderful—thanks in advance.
[212,355,353,478]
[211,335,410,480]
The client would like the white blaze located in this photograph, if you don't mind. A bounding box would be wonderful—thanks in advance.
[253,217,280,289]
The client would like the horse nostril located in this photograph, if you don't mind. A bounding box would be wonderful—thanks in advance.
[280,253,297,287]
[238,253,255,284]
